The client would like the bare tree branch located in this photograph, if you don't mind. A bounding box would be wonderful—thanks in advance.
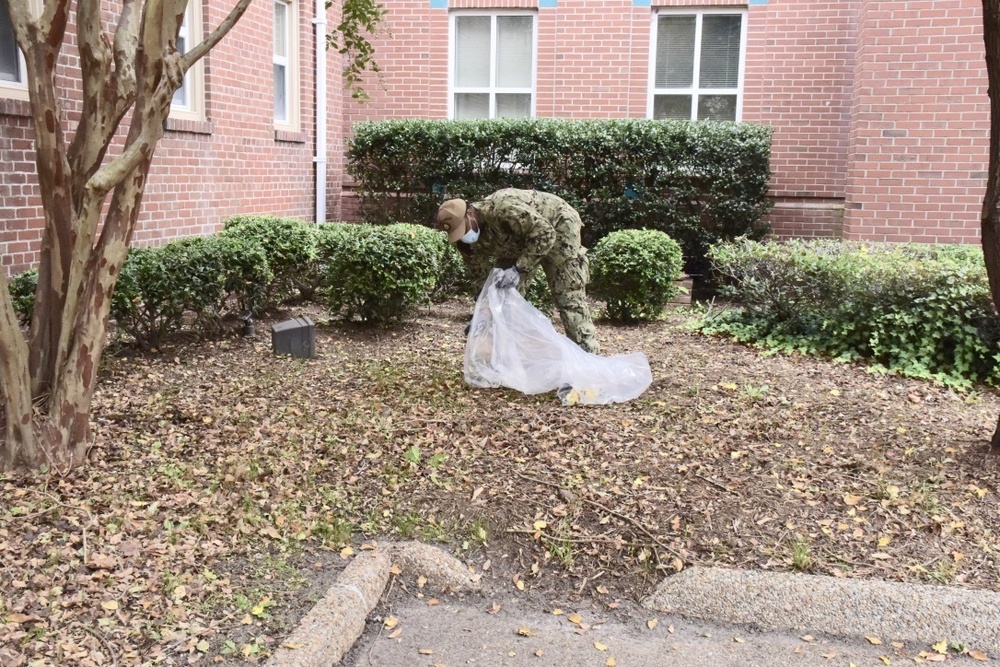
[183,0,255,68]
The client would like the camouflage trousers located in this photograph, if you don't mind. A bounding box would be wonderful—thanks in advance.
[521,252,600,355]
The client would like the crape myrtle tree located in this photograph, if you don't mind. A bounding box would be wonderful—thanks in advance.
[984,0,1000,452]
[0,0,383,471]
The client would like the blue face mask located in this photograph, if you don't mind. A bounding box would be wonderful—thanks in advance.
[460,226,480,244]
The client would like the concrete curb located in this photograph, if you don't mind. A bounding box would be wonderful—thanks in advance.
[266,542,480,666]
[643,567,1000,653]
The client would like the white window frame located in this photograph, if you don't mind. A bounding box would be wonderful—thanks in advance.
[0,0,29,102]
[273,0,299,130]
[647,8,748,122]
[169,0,206,121]
[448,10,537,120]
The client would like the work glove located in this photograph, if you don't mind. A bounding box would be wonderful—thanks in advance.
[495,267,523,290]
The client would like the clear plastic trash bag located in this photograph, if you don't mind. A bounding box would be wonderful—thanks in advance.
[464,268,653,405]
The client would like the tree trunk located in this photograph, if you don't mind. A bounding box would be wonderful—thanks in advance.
[983,1,1000,452]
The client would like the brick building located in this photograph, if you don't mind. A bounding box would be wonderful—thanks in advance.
[0,0,991,276]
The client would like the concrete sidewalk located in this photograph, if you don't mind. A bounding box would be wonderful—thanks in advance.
[267,542,1000,666]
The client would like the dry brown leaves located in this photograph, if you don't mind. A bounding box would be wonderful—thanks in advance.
[1,298,999,665]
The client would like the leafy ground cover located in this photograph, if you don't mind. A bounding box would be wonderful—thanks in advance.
[2,298,1000,665]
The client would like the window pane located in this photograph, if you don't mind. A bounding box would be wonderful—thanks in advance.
[697,95,736,121]
[274,1,287,59]
[455,93,489,119]
[653,95,691,120]
[274,64,287,120]
[700,15,741,88]
[456,16,490,87]
[172,28,188,106]
[655,16,695,88]
[496,16,532,88]
[496,93,530,118]
[0,1,19,83]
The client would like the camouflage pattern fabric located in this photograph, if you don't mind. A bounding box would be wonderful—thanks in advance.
[461,189,600,354]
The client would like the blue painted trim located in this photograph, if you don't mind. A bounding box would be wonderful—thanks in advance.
[539,0,557,7]
[748,0,768,4]
[430,0,447,8]
[632,0,651,5]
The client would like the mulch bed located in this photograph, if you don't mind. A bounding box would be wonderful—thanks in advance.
[2,296,999,665]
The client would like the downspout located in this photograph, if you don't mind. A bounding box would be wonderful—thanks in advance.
[313,0,328,223]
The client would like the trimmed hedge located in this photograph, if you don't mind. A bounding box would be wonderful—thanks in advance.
[7,268,37,325]
[221,215,319,305]
[590,229,684,322]
[112,236,271,349]
[346,118,773,271]
[318,222,441,324]
[702,239,1000,388]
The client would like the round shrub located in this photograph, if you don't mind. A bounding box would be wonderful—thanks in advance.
[322,223,440,324]
[589,229,683,322]
[432,237,469,302]
[8,268,38,325]
[220,216,317,304]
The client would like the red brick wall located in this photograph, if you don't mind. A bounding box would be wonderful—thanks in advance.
[1,0,345,275]
[341,0,860,239]
[843,0,987,243]
[741,1,857,239]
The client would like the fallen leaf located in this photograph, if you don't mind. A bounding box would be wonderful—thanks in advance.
[535,649,544,657]
[101,600,119,611]
[427,598,440,606]
[568,613,583,626]
[487,603,501,614]
[866,636,882,645]
[932,640,948,654]
[552,608,564,616]
[280,642,305,649]
[969,649,988,661]
[733,637,745,644]
[801,635,814,642]
[384,617,399,629]
[517,627,537,637]
[388,629,402,639]
[646,618,658,630]
[606,658,617,666]
[844,494,863,506]
[340,546,354,558]
[594,642,607,651]
[418,648,434,655]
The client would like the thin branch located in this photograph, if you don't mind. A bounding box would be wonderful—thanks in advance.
[183,0,255,67]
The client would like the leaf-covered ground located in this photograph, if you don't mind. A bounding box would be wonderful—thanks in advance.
[2,297,1000,665]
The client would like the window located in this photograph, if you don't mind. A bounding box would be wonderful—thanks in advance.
[170,1,205,121]
[273,0,298,129]
[450,12,535,119]
[650,10,746,122]
[0,0,28,101]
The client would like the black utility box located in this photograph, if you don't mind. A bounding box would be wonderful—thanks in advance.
[271,316,316,358]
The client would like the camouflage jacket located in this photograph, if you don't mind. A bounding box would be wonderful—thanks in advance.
[461,189,584,287]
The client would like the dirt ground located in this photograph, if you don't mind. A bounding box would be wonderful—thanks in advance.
[2,296,1000,665]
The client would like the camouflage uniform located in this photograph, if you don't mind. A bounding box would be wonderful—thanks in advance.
[462,188,600,354]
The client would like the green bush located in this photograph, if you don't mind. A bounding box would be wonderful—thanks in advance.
[111,236,271,348]
[321,223,439,324]
[703,239,1000,388]
[7,268,37,325]
[347,118,773,272]
[589,229,684,322]
[220,215,317,305]
[431,236,469,302]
